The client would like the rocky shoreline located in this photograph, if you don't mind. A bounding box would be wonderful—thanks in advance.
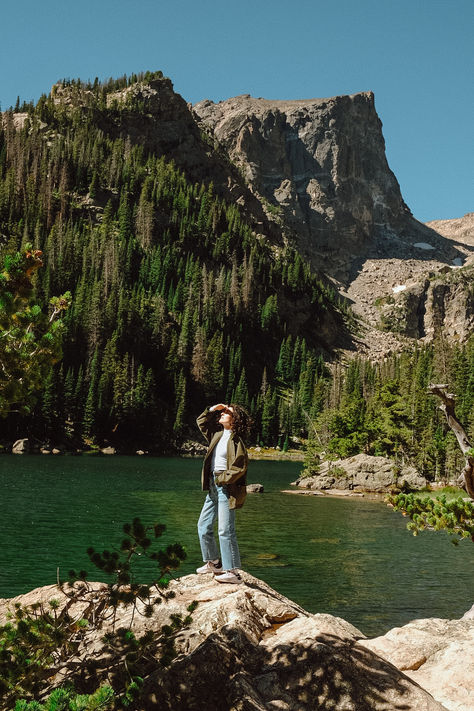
[294,453,429,496]
[1,574,471,710]
[5,437,307,462]
[282,488,383,500]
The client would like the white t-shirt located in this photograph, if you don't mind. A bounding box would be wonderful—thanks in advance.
[212,428,232,472]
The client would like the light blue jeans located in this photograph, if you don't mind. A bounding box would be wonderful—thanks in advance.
[197,474,241,571]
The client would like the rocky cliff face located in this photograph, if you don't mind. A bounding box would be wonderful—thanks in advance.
[194,93,447,281]
[194,94,474,352]
[377,263,474,341]
[49,80,474,353]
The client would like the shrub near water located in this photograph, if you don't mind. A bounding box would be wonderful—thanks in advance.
[387,492,474,543]
[0,519,196,709]
[13,684,115,710]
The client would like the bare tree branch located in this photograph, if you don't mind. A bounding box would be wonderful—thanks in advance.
[428,384,474,499]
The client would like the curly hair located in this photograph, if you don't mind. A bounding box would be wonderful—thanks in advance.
[229,403,251,440]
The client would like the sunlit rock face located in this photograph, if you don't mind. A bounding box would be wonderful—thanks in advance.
[0,574,449,711]
[195,92,474,351]
[195,93,414,276]
[376,262,474,341]
[360,614,474,711]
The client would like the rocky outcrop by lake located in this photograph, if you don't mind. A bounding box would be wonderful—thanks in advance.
[360,614,474,711]
[12,438,30,454]
[2,573,469,710]
[294,453,428,494]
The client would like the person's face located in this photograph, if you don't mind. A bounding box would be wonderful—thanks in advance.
[219,406,234,429]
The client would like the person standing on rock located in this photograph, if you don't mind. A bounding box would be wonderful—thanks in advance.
[195,403,250,584]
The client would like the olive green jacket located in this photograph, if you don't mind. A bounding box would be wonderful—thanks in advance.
[196,407,248,510]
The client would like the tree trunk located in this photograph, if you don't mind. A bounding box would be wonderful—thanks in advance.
[429,384,474,499]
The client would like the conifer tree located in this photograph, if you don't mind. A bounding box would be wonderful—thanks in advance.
[233,368,250,410]
[0,246,70,417]
[82,349,100,439]
[173,370,187,437]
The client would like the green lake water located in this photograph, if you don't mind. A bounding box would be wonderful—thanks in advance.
[1,455,473,637]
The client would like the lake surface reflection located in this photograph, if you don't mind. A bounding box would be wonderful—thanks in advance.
[1,455,473,636]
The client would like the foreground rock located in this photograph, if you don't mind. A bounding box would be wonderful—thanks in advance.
[0,574,446,710]
[296,453,427,493]
[360,615,474,711]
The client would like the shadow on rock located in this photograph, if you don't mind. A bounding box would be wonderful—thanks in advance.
[141,627,446,711]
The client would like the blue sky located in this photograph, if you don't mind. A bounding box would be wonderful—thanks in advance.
[1,0,472,222]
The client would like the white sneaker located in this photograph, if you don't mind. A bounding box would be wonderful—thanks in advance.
[214,570,243,585]
[196,560,223,575]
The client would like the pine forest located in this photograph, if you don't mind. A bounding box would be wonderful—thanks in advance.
[1,72,473,481]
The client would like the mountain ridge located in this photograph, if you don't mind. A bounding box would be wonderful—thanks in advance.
[1,72,472,454]
[193,89,473,354]
[6,74,474,356]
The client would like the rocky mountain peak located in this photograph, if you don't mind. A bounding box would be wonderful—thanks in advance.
[195,91,474,353]
[46,77,276,239]
[11,77,472,356]
[194,91,411,279]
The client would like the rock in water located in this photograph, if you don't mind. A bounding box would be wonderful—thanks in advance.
[12,438,29,454]
[100,446,116,455]
[297,453,427,493]
[247,483,264,493]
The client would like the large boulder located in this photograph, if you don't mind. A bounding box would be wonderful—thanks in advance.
[297,454,427,493]
[100,446,116,455]
[179,440,207,456]
[0,574,447,711]
[359,613,474,711]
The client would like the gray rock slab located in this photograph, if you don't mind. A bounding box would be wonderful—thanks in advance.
[0,574,449,710]
[360,615,474,711]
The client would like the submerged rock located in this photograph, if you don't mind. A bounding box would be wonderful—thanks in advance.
[247,483,264,493]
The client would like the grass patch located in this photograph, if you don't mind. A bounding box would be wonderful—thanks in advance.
[422,485,466,499]
[438,485,466,497]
